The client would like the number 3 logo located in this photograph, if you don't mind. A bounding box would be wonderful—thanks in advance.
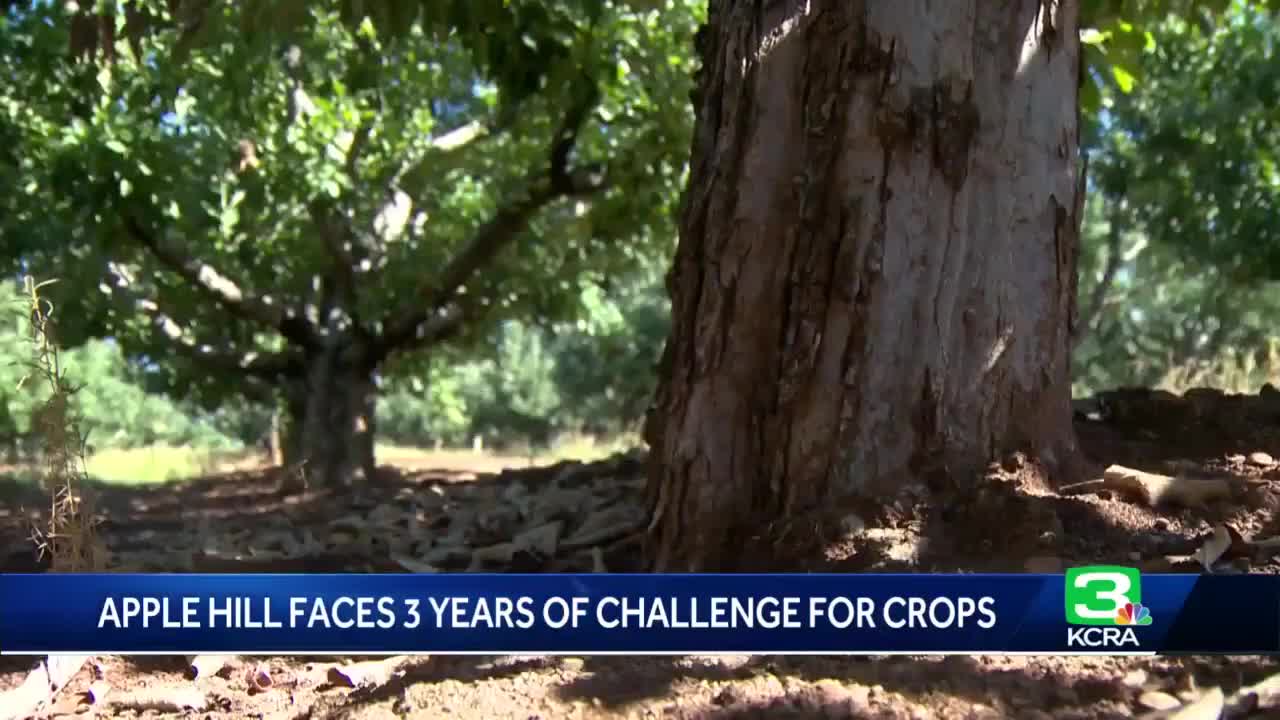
[1064,566,1142,625]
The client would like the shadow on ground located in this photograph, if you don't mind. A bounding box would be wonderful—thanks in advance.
[2,386,1278,581]
[3,386,1280,718]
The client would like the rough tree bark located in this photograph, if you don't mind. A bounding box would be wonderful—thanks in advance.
[645,0,1085,571]
[288,345,378,489]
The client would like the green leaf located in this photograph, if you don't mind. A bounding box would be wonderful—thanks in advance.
[1111,65,1136,93]
[1081,28,1110,46]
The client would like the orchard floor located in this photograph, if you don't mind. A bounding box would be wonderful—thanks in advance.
[3,386,1280,719]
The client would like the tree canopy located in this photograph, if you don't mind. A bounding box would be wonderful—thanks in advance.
[5,0,1280,476]
[1,0,697,420]
[1076,0,1280,394]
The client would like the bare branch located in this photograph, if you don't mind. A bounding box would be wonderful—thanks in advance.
[121,213,316,348]
[102,262,301,379]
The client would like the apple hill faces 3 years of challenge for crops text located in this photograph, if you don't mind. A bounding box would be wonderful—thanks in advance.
[95,593,999,632]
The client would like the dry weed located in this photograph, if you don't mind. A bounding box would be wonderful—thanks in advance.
[15,276,106,573]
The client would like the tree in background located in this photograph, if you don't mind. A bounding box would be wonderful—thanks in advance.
[1,0,698,487]
[0,281,237,461]
[1078,0,1280,394]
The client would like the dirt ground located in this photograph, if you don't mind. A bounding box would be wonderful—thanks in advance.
[4,385,1280,719]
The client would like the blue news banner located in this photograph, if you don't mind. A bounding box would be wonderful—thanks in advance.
[0,570,1269,654]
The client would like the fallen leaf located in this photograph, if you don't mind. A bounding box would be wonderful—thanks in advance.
[1138,690,1182,711]
[389,553,438,573]
[45,655,91,690]
[1222,524,1251,558]
[84,680,111,705]
[188,654,234,679]
[1122,669,1148,689]
[108,687,209,712]
[514,521,562,557]
[1168,687,1224,720]
[562,505,645,550]
[469,542,516,568]
[1194,526,1231,572]
[424,544,472,568]
[0,654,92,720]
[326,656,413,690]
[43,691,87,717]
[246,664,273,692]
[1224,670,1280,714]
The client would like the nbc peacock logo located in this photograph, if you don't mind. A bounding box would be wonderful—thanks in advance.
[1114,601,1152,626]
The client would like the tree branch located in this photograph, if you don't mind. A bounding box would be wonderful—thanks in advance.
[1074,219,1124,345]
[311,202,360,304]
[431,121,488,153]
[369,306,472,368]
[102,261,302,379]
[387,120,493,197]
[121,213,316,349]
[344,120,373,179]
[376,79,608,358]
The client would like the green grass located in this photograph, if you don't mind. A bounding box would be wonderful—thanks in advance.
[83,445,225,485]
[1,433,644,488]
[0,445,222,488]
[543,431,641,462]
[376,432,640,467]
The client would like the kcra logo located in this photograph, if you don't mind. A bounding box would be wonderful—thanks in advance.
[1064,566,1153,648]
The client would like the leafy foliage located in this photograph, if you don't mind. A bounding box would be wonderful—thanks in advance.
[10,0,1280,471]
[377,266,669,448]
[1,0,698,416]
[1078,0,1280,141]
[1075,0,1280,395]
[1092,2,1280,281]
[0,282,240,456]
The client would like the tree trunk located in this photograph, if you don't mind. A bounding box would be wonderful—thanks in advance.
[271,408,284,466]
[277,380,307,468]
[280,342,378,490]
[645,0,1084,571]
